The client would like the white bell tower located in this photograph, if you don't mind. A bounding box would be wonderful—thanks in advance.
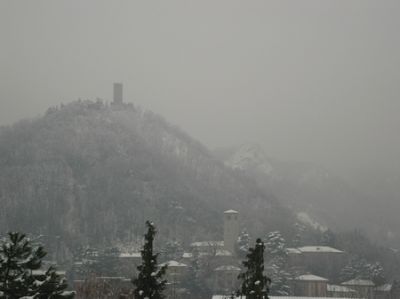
[223,209,239,254]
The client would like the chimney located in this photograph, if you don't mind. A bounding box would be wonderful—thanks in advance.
[113,83,123,104]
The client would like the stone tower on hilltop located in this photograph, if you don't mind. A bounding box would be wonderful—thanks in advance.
[224,209,239,254]
[113,82,123,104]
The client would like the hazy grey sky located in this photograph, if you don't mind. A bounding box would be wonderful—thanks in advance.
[1,0,400,176]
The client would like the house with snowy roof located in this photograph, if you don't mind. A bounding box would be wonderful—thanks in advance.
[341,279,375,299]
[293,274,329,297]
[214,265,241,294]
[286,246,346,280]
[327,284,358,298]
[160,260,188,287]
[374,281,400,299]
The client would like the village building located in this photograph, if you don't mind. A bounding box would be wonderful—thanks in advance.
[374,283,393,299]
[292,274,329,297]
[117,252,141,278]
[327,284,358,298]
[287,246,346,280]
[214,265,241,294]
[341,279,375,299]
[160,260,188,282]
[71,208,397,299]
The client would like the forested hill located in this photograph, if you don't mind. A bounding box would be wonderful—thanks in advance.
[0,100,294,249]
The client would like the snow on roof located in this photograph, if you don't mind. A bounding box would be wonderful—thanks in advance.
[286,248,302,254]
[298,246,344,253]
[296,274,328,281]
[198,249,233,257]
[182,252,193,258]
[32,270,66,276]
[190,241,224,247]
[214,265,241,271]
[216,249,232,256]
[96,276,126,280]
[327,284,357,293]
[119,252,141,258]
[342,279,375,286]
[159,260,187,267]
[376,283,392,292]
[224,209,239,214]
[212,296,361,299]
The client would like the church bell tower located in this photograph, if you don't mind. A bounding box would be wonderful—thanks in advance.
[223,209,239,254]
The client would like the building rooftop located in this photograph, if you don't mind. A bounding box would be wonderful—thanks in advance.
[198,249,233,257]
[327,284,357,293]
[297,246,344,253]
[215,265,241,271]
[32,270,66,276]
[286,248,302,254]
[376,283,392,292]
[119,252,141,258]
[182,252,193,258]
[190,241,224,247]
[159,260,187,267]
[224,209,239,214]
[296,274,329,282]
[342,279,375,286]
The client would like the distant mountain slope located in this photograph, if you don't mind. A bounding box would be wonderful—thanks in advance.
[0,101,295,249]
[215,143,376,236]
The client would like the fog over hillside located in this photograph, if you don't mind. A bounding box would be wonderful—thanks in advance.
[1,1,400,298]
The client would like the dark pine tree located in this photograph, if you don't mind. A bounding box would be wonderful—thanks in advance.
[0,232,74,299]
[237,238,271,299]
[133,221,168,299]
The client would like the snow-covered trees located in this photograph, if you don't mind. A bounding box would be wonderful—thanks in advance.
[340,256,385,285]
[0,232,74,299]
[132,221,168,299]
[320,229,336,247]
[267,262,291,296]
[264,231,291,295]
[237,238,270,299]
[265,231,287,259]
[237,229,251,258]
[369,262,385,285]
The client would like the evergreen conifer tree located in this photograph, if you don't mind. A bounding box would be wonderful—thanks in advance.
[133,221,168,299]
[0,232,74,299]
[237,238,270,299]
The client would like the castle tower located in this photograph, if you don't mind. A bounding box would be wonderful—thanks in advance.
[113,82,123,104]
[223,209,239,254]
